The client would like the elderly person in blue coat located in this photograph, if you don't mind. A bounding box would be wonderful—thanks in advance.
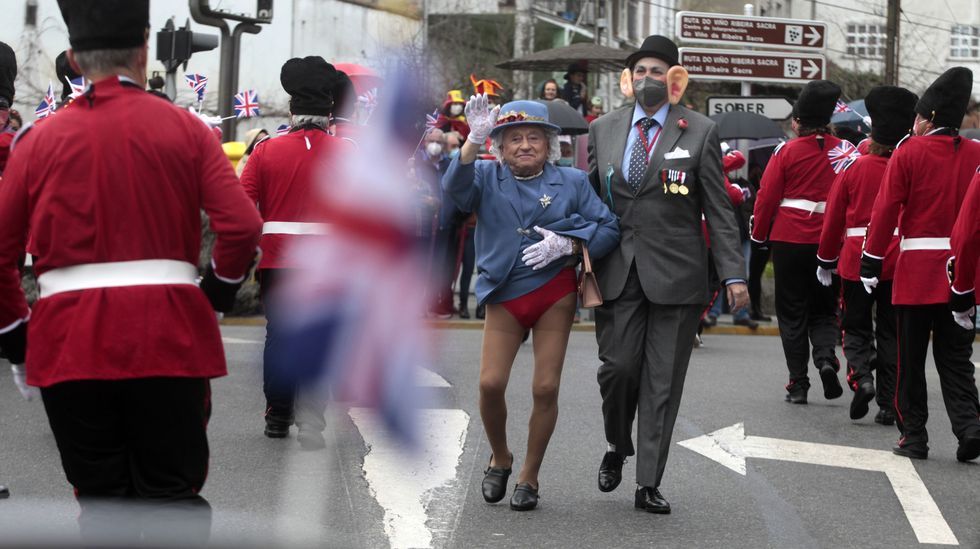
[443,95,619,511]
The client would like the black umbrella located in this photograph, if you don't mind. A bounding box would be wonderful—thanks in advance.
[496,42,635,73]
[534,99,588,135]
[709,111,786,140]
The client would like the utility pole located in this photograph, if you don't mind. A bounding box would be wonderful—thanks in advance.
[514,0,534,99]
[884,0,900,85]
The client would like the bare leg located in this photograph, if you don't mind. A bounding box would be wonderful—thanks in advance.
[480,303,525,468]
[518,292,577,487]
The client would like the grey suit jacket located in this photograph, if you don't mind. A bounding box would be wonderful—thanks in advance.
[587,102,745,304]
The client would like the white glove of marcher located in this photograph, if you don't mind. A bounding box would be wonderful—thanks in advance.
[522,226,574,270]
[464,93,500,146]
[952,310,976,331]
[10,364,39,401]
[816,266,834,287]
[860,276,879,295]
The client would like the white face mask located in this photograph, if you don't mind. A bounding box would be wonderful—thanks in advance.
[425,142,444,157]
[449,104,463,116]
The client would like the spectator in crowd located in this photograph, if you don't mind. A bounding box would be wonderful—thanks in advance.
[539,79,559,100]
[416,128,456,317]
[236,128,269,177]
[585,96,604,123]
[561,62,589,115]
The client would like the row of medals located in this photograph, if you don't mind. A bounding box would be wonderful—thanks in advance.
[663,169,689,195]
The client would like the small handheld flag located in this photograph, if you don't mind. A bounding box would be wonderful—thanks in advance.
[34,98,53,119]
[276,124,291,136]
[357,88,378,124]
[66,76,86,100]
[185,74,208,102]
[233,89,261,118]
[834,100,851,114]
[424,109,440,131]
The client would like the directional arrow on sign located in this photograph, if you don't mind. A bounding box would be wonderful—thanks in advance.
[679,423,958,546]
[804,59,821,78]
[805,26,822,46]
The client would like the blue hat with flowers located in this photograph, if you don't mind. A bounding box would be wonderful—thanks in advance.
[490,100,561,137]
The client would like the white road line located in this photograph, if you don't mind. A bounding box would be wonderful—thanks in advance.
[274,435,334,545]
[221,336,262,344]
[679,423,958,546]
[416,368,451,387]
[350,407,468,549]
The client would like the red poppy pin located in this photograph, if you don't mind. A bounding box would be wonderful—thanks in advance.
[678,118,688,130]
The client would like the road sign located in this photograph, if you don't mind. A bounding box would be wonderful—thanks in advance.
[675,11,827,51]
[707,96,794,120]
[679,423,959,546]
[679,48,826,84]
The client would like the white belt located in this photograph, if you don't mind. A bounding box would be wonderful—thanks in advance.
[845,227,899,237]
[900,237,950,251]
[38,259,198,299]
[262,221,328,235]
[780,198,826,213]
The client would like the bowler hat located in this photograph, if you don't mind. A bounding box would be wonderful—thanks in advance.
[625,35,679,71]
[490,100,561,137]
[865,85,917,147]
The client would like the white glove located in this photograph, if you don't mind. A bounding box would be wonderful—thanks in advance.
[860,276,878,294]
[10,364,39,401]
[952,310,976,331]
[464,93,500,145]
[816,266,833,287]
[521,226,574,270]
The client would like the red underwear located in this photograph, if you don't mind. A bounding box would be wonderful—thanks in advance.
[500,268,578,329]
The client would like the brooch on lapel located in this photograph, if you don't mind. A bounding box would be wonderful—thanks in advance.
[539,194,553,208]
[678,118,688,131]
[660,169,689,195]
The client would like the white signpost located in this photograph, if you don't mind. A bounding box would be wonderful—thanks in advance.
[707,96,794,120]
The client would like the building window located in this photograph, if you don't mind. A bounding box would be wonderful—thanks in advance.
[951,25,980,59]
[845,23,886,58]
[627,0,639,41]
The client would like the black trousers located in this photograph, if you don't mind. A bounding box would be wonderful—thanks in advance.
[749,243,771,316]
[770,242,839,386]
[841,279,897,411]
[41,377,212,544]
[459,227,475,311]
[894,305,980,447]
[260,268,296,419]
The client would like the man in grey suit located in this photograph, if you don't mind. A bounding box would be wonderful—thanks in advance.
[588,35,748,514]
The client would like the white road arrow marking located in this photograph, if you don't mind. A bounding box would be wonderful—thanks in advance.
[804,59,820,79]
[416,368,451,387]
[351,408,469,549]
[679,423,958,546]
[805,26,822,46]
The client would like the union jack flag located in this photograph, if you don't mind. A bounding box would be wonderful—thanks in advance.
[276,123,291,136]
[827,140,860,174]
[44,81,56,109]
[185,73,207,101]
[65,76,86,99]
[424,109,440,131]
[233,89,261,118]
[834,100,852,113]
[357,88,378,110]
[34,98,53,119]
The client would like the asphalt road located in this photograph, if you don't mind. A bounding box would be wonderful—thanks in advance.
[0,326,978,548]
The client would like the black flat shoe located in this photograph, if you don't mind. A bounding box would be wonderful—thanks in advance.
[509,482,539,511]
[893,443,928,460]
[956,434,980,462]
[458,308,470,319]
[874,408,896,425]
[482,453,513,503]
[784,382,808,405]
[850,382,875,420]
[818,363,843,400]
[598,451,625,492]
[634,486,670,514]
[733,316,759,329]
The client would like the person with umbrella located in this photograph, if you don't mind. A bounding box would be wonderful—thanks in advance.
[443,95,618,510]
[561,62,589,115]
[816,85,917,425]
[588,34,747,514]
[751,80,850,405]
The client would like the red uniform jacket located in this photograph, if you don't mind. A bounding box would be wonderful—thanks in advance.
[949,168,980,299]
[752,134,848,244]
[0,128,13,175]
[0,77,262,387]
[865,134,980,305]
[240,127,353,270]
[818,154,899,281]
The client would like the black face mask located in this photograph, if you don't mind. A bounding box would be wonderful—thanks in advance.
[633,77,667,108]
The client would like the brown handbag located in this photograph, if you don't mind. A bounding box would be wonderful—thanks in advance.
[578,245,603,308]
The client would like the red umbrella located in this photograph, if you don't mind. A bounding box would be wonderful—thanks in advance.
[334,63,384,96]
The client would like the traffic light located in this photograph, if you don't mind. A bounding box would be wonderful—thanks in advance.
[156,18,219,72]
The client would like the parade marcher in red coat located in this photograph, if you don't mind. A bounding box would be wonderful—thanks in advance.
[861,67,980,462]
[0,41,16,177]
[948,169,980,331]
[751,80,851,404]
[240,56,354,449]
[0,0,262,538]
[817,86,916,424]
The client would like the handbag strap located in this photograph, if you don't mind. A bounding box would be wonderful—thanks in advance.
[581,244,593,274]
